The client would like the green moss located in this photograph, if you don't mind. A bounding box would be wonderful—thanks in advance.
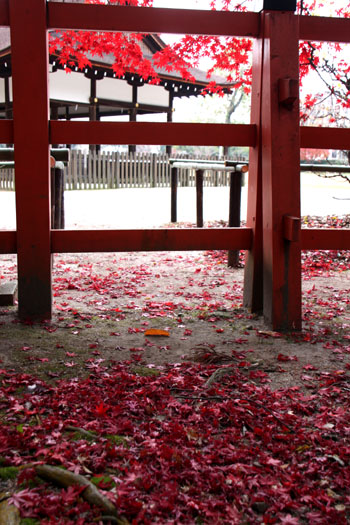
[19,475,46,489]
[0,466,19,480]
[68,429,97,442]
[90,475,116,489]
[132,366,161,377]
[20,519,40,525]
[106,434,129,447]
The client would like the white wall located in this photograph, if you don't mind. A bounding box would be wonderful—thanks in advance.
[49,69,90,104]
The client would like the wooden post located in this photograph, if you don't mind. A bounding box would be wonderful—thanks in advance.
[196,169,204,227]
[166,91,174,157]
[171,166,178,223]
[260,11,301,330]
[4,76,12,123]
[89,78,100,154]
[59,166,65,229]
[10,0,52,320]
[129,83,138,154]
[51,166,65,230]
[50,168,56,229]
[51,105,59,150]
[243,22,264,314]
[228,170,242,267]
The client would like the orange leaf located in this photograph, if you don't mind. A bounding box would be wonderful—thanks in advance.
[144,329,170,337]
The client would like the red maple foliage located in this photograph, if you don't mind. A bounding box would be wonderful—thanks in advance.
[50,0,350,122]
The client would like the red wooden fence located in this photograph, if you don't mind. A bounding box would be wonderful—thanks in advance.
[0,0,349,329]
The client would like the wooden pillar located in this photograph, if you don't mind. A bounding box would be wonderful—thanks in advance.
[261,10,301,330]
[243,25,264,313]
[170,166,178,223]
[129,84,138,154]
[4,76,12,120]
[4,76,13,146]
[196,169,204,227]
[51,105,58,121]
[64,107,72,150]
[166,92,174,157]
[228,170,242,267]
[51,166,65,230]
[89,78,100,154]
[51,105,59,149]
[10,0,52,320]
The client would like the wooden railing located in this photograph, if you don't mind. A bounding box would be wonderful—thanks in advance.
[0,151,248,191]
[0,0,349,330]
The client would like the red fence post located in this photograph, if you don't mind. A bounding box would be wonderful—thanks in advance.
[10,0,52,320]
[260,10,301,331]
[243,25,264,313]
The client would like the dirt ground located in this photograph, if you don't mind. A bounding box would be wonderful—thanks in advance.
[0,249,349,392]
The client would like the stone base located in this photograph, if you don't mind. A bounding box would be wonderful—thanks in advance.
[0,281,18,306]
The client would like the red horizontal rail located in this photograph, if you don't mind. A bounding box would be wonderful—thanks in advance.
[301,229,350,251]
[0,0,9,27]
[0,231,16,254]
[48,3,260,38]
[51,122,350,150]
[0,120,14,143]
[299,15,350,44]
[300,126,350,150]
[2,229,349,255]
[50,121,256,147]
[47,4,350,45]
[51,228,253,253]
[3,2,349,45]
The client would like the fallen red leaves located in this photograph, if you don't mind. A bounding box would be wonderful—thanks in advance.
[0,214,349,523]
[205,215,350,274]
[1,362,350,524]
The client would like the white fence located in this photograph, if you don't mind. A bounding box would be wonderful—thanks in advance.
[0,151,248,191]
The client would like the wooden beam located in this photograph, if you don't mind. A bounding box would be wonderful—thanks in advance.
[50,121,257,147]
[299,14,350,44]
[0,148,69,162]
[0,0,9,27]
[51,228,253,253]
[301,229,350,251]
[0,230,16,254]
[5,229,349,255]
[0,120,13,143]
[301,127,350,150]
[48,3,260,38]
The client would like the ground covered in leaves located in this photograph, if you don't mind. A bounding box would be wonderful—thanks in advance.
[0,215,349,524]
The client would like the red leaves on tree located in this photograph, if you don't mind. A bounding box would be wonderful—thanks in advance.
[50,0,350,117]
